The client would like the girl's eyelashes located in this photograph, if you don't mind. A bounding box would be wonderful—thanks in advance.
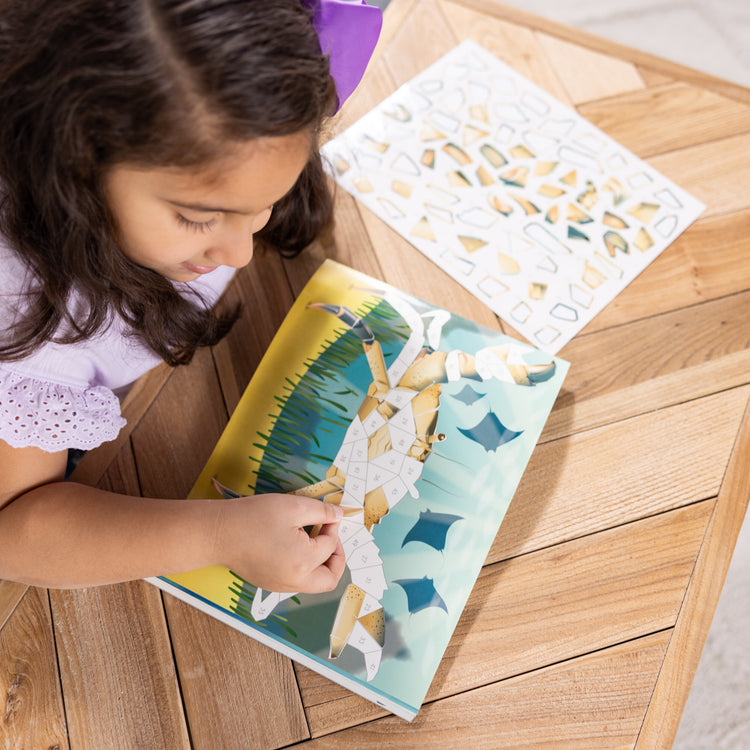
[175,213,217,233]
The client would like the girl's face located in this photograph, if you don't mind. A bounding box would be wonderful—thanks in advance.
[104,132,312,283]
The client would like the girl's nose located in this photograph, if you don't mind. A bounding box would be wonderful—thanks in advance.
[208,232,254,269]
[206,209,272,269]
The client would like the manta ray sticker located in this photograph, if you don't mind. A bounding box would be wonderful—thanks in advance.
[457,411,522,452]
[394,576,449,614]
[401,509,463,552]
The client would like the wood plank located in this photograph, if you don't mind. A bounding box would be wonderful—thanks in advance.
[161,596,309,749]
[444,0,750,106]
[0,587,68,749]
[131,346,228,500]
[299,501,711,734]
[438,0,572,103]
[51,581,189,750]
[332,41,406,132]
[50,443,189,749]
[647,132,750,219]
[555,291,750,416]
[131,344,309,748]
[381,0,459,87]
[637,395,750,748]
[637,66,674,88]
[0,580,27,634]
[578,82,750,159]
[212,247,295,414]
[217,222,750,451]
[545,348,750,442]
[297,632,670,748]
[335,18,503,330]
[91,434,142,495]
[498,387,749,561]
[322,26,507,335]
[351,0,419,94]
[536,31,645,105]
[70,362,173,488]
[585,210,750,332]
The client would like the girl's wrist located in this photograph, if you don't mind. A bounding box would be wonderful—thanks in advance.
[206,496,258,574]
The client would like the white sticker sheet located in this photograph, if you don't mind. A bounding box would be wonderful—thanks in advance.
[322,40,705,352]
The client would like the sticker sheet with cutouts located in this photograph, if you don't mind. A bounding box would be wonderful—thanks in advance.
[322,40,704,352]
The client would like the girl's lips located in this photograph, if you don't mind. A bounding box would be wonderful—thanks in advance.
[181,262,218,275]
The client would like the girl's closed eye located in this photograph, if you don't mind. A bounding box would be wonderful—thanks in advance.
[175,213,217,233]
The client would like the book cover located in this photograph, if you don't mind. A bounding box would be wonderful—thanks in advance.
[148,260,568,720]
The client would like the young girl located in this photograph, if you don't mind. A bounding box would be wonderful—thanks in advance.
[0,1,381,590]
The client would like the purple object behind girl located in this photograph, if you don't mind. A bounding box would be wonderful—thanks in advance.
[305,0,383,110]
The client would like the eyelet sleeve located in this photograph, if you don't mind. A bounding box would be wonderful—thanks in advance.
[0,366,126,451]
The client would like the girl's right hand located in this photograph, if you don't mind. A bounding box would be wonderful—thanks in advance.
[215,493,346,594]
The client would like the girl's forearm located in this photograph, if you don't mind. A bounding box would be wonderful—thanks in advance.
[0,482,225,588]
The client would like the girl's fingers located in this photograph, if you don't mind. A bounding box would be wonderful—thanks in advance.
[294,495,344,538]
[307,536,346,592]
[310,519,342,560]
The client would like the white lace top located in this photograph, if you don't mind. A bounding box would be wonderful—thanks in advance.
[0,237,235,452]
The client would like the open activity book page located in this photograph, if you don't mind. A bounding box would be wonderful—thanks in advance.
[147,260,568,721]
[321,40,704,353]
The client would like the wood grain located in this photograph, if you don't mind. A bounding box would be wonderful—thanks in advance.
[70,362,173,489]
[535,32,645,105]
[131,346,228,500]
[5,1,748,745]
[544,349,750,442]
[296,632,670,749]
[584,211,750,333]
[637,395,750,748]
[51,581,190,750]
[161,596,309,750]
[494,386,749,561]
[358,202,503,330]
[0,582,27,635]
[212,247,295,414]
[131,340,310,748]
[555,292,750,414]
[282,185,386,296]
[49,446,189,750]
[578,82,750,158]
[382,0,459,87]
[648,132,750,219]
[0,587,68,749]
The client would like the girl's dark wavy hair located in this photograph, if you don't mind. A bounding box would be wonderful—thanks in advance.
[0,0,337,366]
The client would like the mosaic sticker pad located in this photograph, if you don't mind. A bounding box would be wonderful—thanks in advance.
[151,260,568,720]
[322,40,705,352]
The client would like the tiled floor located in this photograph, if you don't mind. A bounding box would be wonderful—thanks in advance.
[371,0,749,746]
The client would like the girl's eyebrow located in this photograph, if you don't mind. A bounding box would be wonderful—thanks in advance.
[167,199,249,216]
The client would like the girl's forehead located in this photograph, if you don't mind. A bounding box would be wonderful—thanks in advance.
[107,131,312,214]
[164,133,313,186]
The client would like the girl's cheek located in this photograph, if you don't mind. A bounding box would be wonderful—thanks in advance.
[252,208,273,233]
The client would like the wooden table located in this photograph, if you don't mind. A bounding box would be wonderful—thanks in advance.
[3,1,750,747]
